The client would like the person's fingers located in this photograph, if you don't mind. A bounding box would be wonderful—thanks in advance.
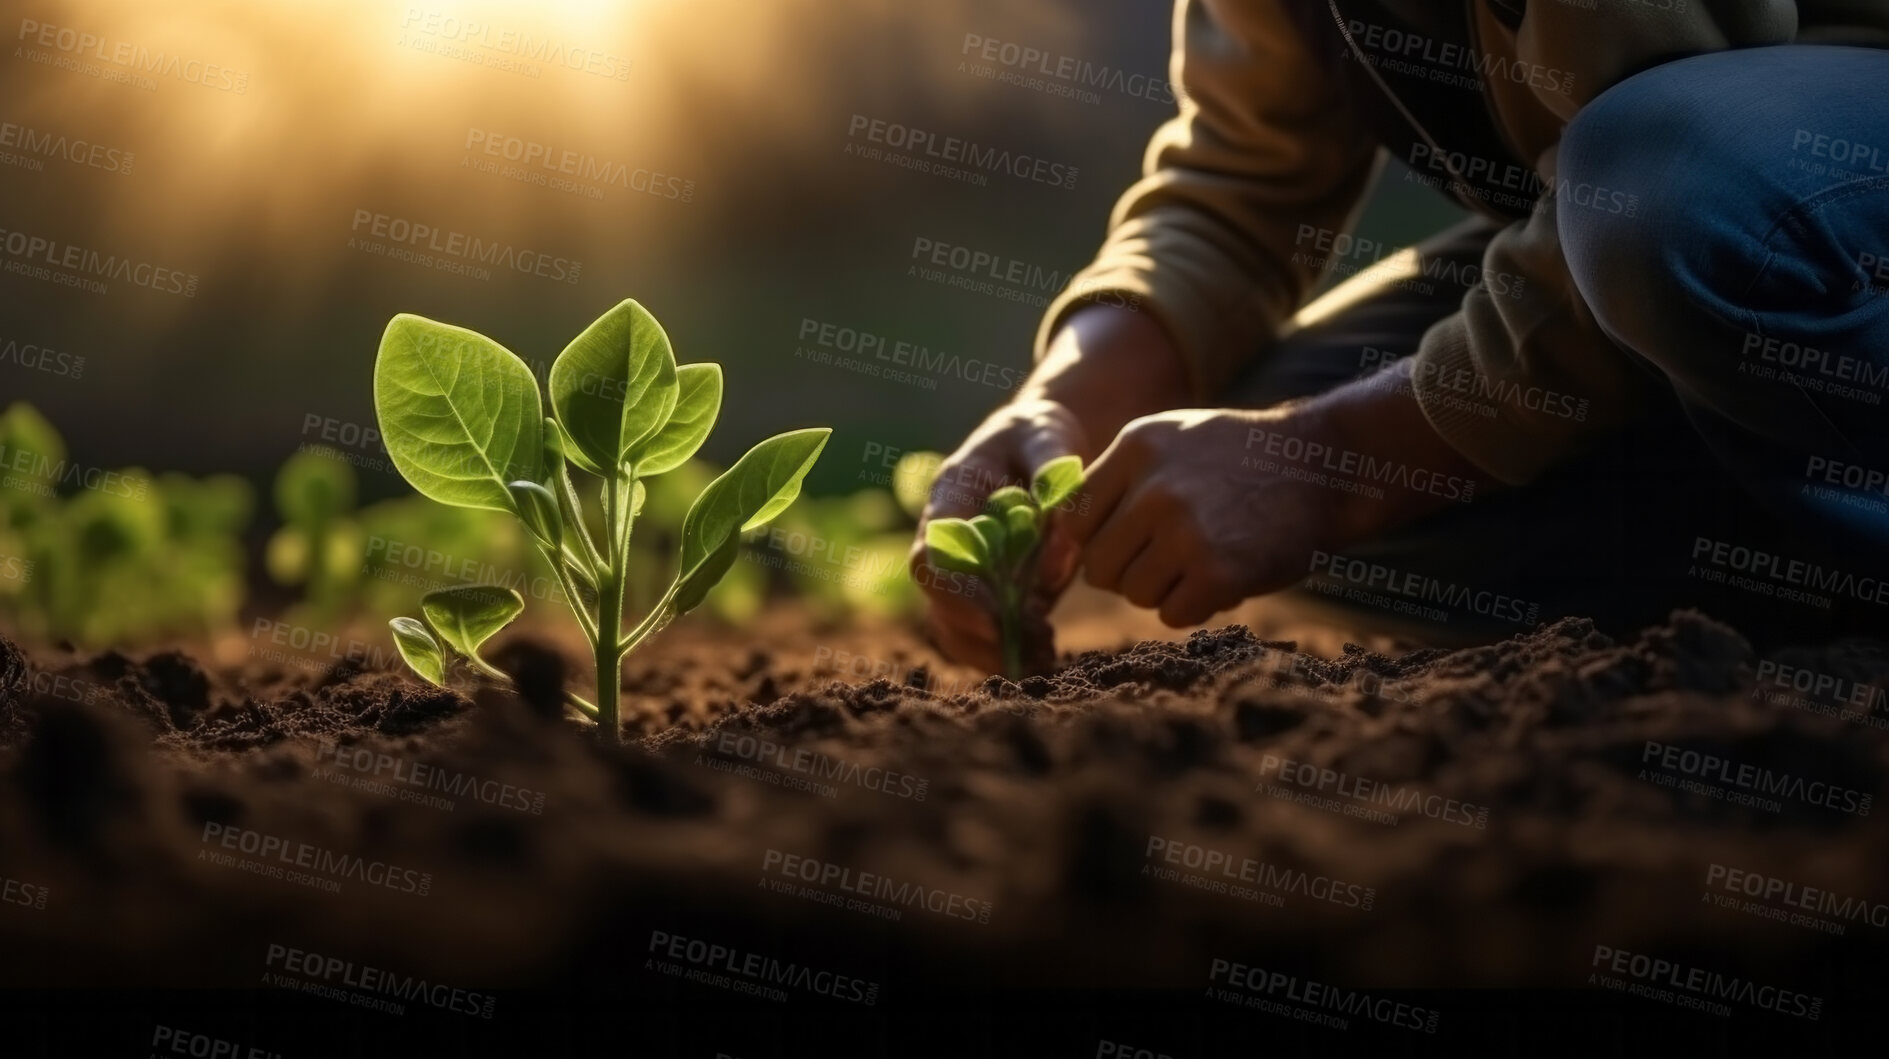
[1032,524,1082,599]
[1119,540,1182,610]
[1082,500,1153,593]
[923,451,1004,520]
[1158,567,1228,629]
[1063,437,1132,548]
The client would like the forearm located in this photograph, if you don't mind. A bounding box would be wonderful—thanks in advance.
[1299,358,1503,544]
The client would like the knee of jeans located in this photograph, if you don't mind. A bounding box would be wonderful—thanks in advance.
[1556,61,1749,357]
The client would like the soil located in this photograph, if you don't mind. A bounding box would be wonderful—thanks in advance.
[2,601,1887,1055]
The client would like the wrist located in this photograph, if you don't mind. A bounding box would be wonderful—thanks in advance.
[1300,359,1497,543]
[1017,304,1193,457]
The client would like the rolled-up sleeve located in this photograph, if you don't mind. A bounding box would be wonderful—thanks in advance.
[1035,0,1379,401]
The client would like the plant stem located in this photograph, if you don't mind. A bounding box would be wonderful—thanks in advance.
[1000,584,1022,681]
[534,542,599,642]
[619,582,677,654]
[554,463,606,572]
[594,474,632,745]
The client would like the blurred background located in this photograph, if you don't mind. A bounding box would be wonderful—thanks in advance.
[0,0,1460,492]
[0,0,1462,648]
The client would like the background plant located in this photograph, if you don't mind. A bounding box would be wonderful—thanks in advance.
[923,455,1083,679]
[372,299,829,741]
[0,402,251,647]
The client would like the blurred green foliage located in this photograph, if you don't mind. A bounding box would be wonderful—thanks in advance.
[0,403,941,649]
[0,402,252,646]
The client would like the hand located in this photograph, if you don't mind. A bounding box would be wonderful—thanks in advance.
[909,398,1089,674]
[908,303,1194,672]
[1069,362,1497,626]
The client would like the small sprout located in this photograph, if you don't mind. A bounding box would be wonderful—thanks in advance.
[508,480,563,547]
[1031,455,1084,510]
[420,585,525,658]
[923,519,989,575]
[388,616,446,686]
[924,456,1086,680]
[374,299,830,741]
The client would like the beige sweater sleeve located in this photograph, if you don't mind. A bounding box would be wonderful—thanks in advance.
[1043,0,1804,484]
[1033,0,1379,402]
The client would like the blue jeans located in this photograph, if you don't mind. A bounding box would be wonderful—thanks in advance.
[1227,45,1889,642]
[1560,45,1889,546]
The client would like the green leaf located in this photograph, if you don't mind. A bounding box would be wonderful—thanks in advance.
[275,449,356,526]
[631,480,647,518]
[984,486,1032,518]
[924,518,988,575]
[389,616,446,686]
[0,402,67,500]
[969,514,1007,566]
[545,416,604,477]
[634,363,722,477]
[508,480,562,545]
[1030,455,1084,510]
[548,299,678,473]
[420,584,524,657]
[373,314,543,512]
[672,428,830,614]
[1004,505,1039,556]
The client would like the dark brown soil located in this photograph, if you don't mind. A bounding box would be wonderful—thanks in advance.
[2,607,1886,1054]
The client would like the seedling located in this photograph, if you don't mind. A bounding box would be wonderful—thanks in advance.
[373,299,830,742]
[923,455,1083,679]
